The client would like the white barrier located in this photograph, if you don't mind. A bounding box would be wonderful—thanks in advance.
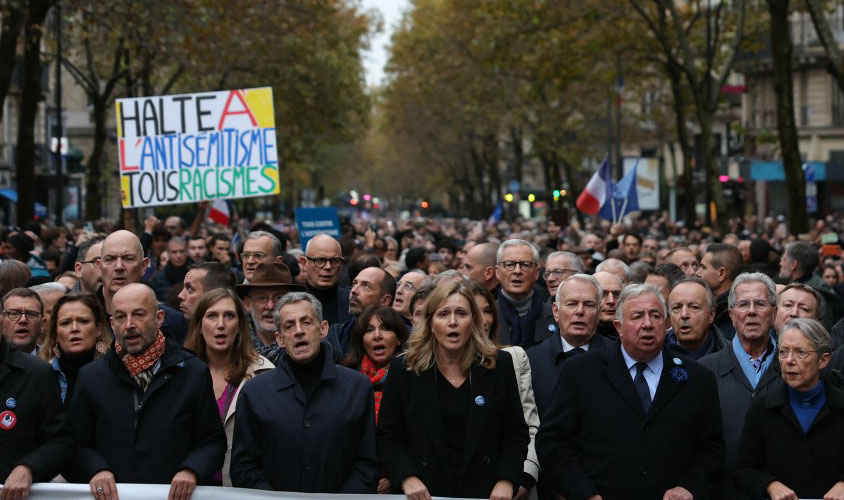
[0,483,477,500]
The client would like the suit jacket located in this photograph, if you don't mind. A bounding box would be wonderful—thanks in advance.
[698,343,782,468]
[497,302,556,347]
[525,333,612,419]
[536,345,725,500]
[734,381,844,499]
[377,351,529,498]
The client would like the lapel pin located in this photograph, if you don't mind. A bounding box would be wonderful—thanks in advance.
[5,398,15,409]
[548,324,556,332]
[0,410,16,430]
[474,395,486,407]
[673,357,683,366]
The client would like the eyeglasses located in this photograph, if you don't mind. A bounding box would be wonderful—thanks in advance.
[544,268,578,279]
[500,260,536,271]
[733,299,772,312]
[241,251,268,261]
[3,310,41,322]
[397,281,418,291]
[80,257,101,266]
[250,293,286,306]
[777,348,816,360]
[306,256,344,268]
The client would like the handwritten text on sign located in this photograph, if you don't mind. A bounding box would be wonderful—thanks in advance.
[116,87,280,208]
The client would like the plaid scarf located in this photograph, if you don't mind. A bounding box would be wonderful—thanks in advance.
[115,331,166,391]
[360,355,389,422]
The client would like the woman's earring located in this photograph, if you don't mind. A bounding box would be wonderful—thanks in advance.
[52,344,60,358]
[95,339,108,354]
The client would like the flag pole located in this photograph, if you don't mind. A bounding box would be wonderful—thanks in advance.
[615,158,640,224]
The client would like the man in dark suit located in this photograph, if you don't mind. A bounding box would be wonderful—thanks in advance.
[496,239,555,346]
[537,283,725,500]
[526,273,610,419]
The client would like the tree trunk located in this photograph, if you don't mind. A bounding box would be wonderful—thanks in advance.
[805,0,844,95]
[510,126,523,188]
[768,0,808,234]
[0,0,24,125]
[85,97,106,220]
[15,0,51,224]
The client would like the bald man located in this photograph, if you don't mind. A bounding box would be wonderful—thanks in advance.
[68,283,225,495]
[299,234,351,326]
[99,231,187,344]
[460,242,500,296]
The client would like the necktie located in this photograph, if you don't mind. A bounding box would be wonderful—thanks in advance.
[568,347,585,358]
[634,361,651,413]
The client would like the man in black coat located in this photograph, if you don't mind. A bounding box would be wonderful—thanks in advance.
[327,267,395,356]
[496,239,555,346]
[537,283,725,500]
[69,284,225,500]
[230,291,378,493]
[526,273,610,419]
[0,336,74,498]
[299,234,351,327]
[666,278,728,361]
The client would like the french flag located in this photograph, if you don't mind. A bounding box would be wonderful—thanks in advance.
[576,156,612,215]
[208,199,233,226]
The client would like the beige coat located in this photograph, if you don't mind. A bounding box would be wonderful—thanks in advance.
[502,346,540,490]
[222,355,274,486]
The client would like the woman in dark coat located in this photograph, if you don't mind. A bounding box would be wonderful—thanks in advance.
[735,318,844,500]
[377,280,528,500]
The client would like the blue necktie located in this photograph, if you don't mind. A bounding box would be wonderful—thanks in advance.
[634,361,651,413]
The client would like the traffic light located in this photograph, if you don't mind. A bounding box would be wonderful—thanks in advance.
[421,201,429,209]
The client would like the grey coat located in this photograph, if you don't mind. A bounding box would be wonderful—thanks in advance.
[699,344,783,468]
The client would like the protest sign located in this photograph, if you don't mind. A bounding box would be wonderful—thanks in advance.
[116,87,280,208]
[295,207,341,250]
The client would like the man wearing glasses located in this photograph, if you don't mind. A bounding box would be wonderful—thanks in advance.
[73,236,105,293]
[236,263,305,353]
[700,272,782,496]
[299,234,351,327]
[542,251,584,305]
[0,288,45,355]
[392,270,429,327]
[495,239,555,346]
[240,231,285,283]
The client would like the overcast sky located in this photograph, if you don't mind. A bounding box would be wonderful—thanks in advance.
[360,0,409,88]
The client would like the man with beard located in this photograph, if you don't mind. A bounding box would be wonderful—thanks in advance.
[697,243,743,339]
[187,235,209,263]
[299,234,352,326]
[68,284,225,499]
[177,262,238,321]
[236,263,304,352]
[151,238,192,301]
[594,271,623,340]
[328,267,395,356]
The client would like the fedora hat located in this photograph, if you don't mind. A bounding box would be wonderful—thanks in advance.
[235,263,305,298]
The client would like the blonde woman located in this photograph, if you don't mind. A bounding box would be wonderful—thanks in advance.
[183,288,273,486]
[377,280,528,500]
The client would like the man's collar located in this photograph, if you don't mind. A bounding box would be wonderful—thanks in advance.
[620,344,663,374]
[560,334,590,352]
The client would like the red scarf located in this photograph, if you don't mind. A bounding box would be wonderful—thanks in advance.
[360,355,389,422]
[115,331,166,377]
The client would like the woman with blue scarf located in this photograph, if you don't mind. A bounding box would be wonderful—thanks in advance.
[735,318,844,500]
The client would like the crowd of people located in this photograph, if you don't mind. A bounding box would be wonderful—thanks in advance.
[3,210,844,500]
